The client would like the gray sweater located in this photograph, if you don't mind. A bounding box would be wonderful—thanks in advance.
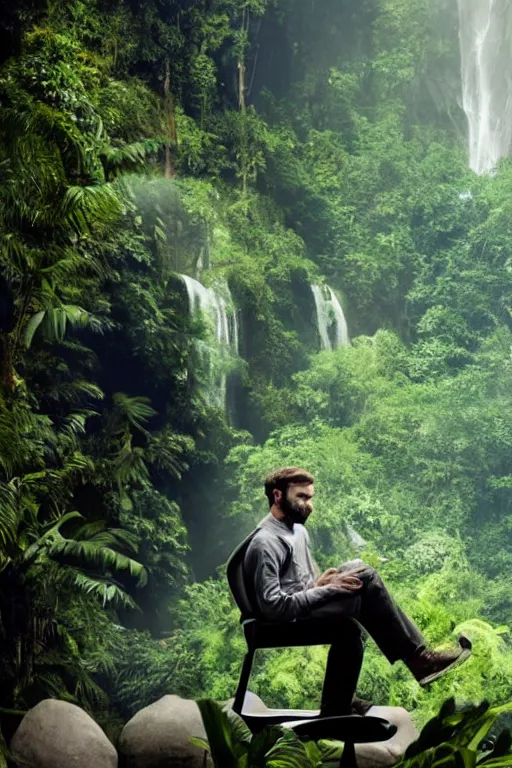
[243,513,341,622]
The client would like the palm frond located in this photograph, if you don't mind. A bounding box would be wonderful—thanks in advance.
[113,441,150,488]
[0,482,18,549]
[59,451,95,481]
[69,570,138,608]
[44,379,104,405]
[59,184,122,236]
[99,139,161,176]
[47,521,147,587]
[113,393,157,432]
[23,511,84,564]
[72,523,139,553]
[146,430,193,479]
[39,253,84,281]
[25,305,104,348]
[61,412,98,439]
[0,233,32,276]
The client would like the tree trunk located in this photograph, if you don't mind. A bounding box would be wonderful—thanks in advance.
[0,333,15,391]
[238,9,249,197]
[164,59,177,179]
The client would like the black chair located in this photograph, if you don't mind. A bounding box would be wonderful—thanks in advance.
[226,529,398,767]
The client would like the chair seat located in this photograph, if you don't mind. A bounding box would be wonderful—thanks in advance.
[244,616,355,648]
[287,715,397,743]
[239,710,397,742]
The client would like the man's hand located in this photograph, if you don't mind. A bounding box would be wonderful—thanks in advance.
[332,572,363,591]
[315,567,364,591]
[315,568,339,587]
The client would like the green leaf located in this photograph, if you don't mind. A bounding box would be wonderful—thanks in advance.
[246,726,283,766]
[265,732,316,768]
[317,739,343,763]
[189,736,210,751]
[0,724,10,768]
[196,699,241,768]
[478,758,512,768]
[24,310,46,348]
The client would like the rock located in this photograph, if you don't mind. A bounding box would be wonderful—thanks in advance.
[355,705,419,768]
[10,699,117,768]
[118,695,207,768]
[226,691,273,715]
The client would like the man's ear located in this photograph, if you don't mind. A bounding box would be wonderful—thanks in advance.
[273,488,283,506]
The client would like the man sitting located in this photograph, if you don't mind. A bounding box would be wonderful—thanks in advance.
[243,467,471,716]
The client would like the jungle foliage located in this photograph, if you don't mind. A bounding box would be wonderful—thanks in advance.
[193,697,512,768]
[1,0,512,753]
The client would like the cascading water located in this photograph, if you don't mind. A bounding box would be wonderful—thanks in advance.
[457,0,512,175]
[311,284,349,350]
[181,275,239,409]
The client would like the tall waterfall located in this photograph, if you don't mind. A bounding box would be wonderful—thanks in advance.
[311,284,349,350]
[457,0,512,174]
[181,275,239,408]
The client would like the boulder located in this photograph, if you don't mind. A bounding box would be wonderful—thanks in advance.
[355,705,419,767]
[10,699,117,768]
[118,695,207,768]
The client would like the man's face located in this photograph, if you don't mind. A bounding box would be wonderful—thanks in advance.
[277,482,314,525]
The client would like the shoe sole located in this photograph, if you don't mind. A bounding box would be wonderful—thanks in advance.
[419,637,472,687]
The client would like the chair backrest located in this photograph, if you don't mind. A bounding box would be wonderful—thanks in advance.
[226,528,260,621]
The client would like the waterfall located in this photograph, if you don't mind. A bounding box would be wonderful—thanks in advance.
[181,275,239,408]
[457,0,512,174]
[311,284,349,350]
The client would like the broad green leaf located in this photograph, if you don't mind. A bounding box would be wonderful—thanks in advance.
[196,699,240,768]
[24,310,45,348]
[246,726,283,766]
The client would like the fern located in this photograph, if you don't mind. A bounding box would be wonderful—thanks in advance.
[44,379,104,405]
[59,183,122,236]
[49,538,147,587]
[113,393,157,433]
[99,139,161,177]
[0,482,18,549]
[70,571,138,607]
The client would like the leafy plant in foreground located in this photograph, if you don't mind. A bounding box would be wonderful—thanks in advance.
[194,698,512,768]
[192,698,338,767]
[395,697,512,768]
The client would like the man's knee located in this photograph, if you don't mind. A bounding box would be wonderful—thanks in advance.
[340,619,363,644]
[353,564,387,596]
[342,559,378,577]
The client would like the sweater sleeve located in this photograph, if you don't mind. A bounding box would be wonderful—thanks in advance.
[244,534,340,622]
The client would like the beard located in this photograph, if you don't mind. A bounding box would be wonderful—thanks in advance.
[281,493,311,525]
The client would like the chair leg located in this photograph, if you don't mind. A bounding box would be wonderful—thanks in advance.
[233,647,255,715]
[340,741,357,768]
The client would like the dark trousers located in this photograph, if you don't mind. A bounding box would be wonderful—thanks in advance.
[304,561,425,716]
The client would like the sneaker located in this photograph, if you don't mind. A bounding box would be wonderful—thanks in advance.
[320,696,374,718]
[406,634,472,686]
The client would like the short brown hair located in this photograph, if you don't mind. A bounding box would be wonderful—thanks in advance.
[264,467,314,507]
